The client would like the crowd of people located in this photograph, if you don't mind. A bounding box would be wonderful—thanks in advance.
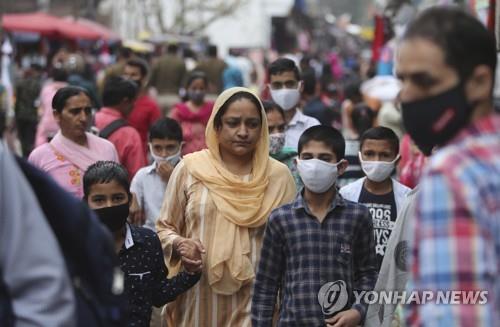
[0,5,499,327]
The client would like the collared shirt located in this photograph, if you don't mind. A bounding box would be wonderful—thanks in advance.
[284,109,321,150]
[119,224,200,327]
[252,190,378,326]
[95,108,147,178]
[406,114,500,326]
[130,163,168,231]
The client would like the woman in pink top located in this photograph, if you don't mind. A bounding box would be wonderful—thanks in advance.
[29,86,119,198]
[170,71,214,155]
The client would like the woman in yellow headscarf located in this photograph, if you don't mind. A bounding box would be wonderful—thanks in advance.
[156,87,296,326]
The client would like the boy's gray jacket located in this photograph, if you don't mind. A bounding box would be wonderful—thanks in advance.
[364,187,419,327]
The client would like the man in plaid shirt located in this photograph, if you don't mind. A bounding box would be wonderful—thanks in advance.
[252,126,378,327]
[397,7,500,326]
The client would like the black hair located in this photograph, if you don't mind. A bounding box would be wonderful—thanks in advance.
[167,44,179,54]
[102,76,138,107]
[118,47,133,60]
[83,161,130,200]
[207,45,218,57]
[403,6,497,87]
[52,86,92,113]
[298,125,345,160]
[51,68,68,82]
[343,78,362,103]
[268,58,301,81]
[183,48,196,59]
[351,103,376,136]
[125,58,149,78]
[30,63,43,71]
[213,91,262,130]
[360,126,400,155]
[149,117,183,142]
[301,68,316,96]
[185,71,208,89]
[262,100,285,120]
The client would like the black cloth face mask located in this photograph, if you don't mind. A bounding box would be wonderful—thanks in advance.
[401,83,474,155]
[94,203,129,232]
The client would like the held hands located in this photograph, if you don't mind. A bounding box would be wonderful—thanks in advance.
[157,161,175,183]
[325,309,361,327]
[173,237,205,273]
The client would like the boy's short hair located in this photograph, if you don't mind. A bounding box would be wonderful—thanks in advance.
[102,76,138,107]
[298,125,345,160]
[126,58,149,78]
[360,127,400,155]
[268,58,301,81]
[262,100,285,120]
[83,161,130,200]
[149,118,183,142]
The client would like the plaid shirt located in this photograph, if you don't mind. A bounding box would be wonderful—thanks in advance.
[406,114,500,326]
[252,190,378,326]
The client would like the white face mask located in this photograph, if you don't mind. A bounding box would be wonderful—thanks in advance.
[297,158,341,194]
[149,143,182,166]
[269,133,286,155]
[269,84,301,111]
[358,152,399,182]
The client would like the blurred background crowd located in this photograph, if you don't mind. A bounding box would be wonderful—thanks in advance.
[0,0,498,187]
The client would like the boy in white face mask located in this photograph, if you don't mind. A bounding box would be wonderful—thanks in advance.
[339,127,410,270]
[267,58,320,151]
[253,125,378,327]
[130,118,184,231]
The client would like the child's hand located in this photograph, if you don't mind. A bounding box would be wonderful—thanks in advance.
[157,162,175,183]
[129,193,145,226]
[325,309,361,327]
[174,237,205,273]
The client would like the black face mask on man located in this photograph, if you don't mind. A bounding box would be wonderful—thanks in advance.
[400,83,475,155]
[94,203,129,232]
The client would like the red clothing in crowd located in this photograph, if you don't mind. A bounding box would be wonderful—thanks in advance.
[95,107,147,178]
[398,134,427,189]
[170,101,214,155]
[127,94,162,149]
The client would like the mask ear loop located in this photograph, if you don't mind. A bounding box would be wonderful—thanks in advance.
[390,154,401,164]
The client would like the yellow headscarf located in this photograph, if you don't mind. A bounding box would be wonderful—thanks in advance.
[183,87,296,295]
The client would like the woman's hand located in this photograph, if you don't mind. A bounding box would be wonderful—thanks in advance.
[174,237,206,273]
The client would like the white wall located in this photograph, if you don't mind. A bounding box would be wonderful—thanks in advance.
[203,0,293,56]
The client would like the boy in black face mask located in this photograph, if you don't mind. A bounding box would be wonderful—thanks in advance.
[83,161,201,327]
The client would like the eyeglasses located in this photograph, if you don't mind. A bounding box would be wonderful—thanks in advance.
[268,80,300,90]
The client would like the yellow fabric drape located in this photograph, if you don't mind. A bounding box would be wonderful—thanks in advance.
[183,87,296,295]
